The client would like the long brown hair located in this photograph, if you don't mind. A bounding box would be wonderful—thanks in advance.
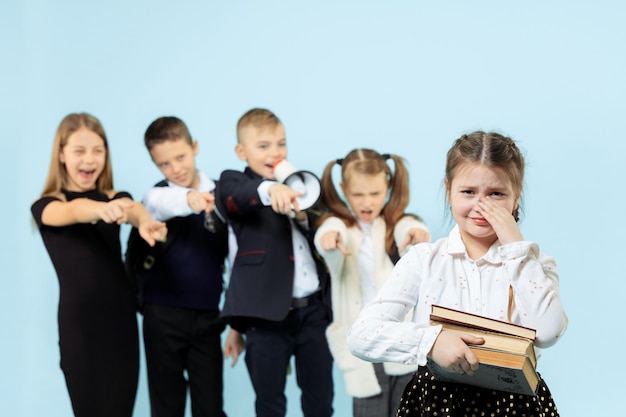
[318,148,418,256]
[40,113,113,197]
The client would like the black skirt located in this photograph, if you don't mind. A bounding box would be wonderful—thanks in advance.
[396,366,560,417]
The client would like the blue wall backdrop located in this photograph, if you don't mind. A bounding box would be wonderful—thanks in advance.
[3,1,625,416]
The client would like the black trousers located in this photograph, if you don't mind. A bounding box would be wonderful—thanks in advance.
[244,299,334,417]
[142,304,227,417]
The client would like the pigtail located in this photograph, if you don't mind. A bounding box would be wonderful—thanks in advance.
[382,154,414,255]
[316,159,355,228]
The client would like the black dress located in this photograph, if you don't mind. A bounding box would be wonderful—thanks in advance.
[31,189,139,417]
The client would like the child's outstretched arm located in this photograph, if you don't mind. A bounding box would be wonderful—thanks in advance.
[398,227,431,253]
[314,216,352,271]
[40,197,135,226]
[395,216,431,253]
[317,231,351,256]
[186,190,214,213]
[268,183,303,215]
[144,186,214,221]
[123,199,167,247]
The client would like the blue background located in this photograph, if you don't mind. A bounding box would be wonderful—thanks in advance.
[3,1,625,416]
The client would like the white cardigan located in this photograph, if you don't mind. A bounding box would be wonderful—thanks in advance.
[314,215,429,398]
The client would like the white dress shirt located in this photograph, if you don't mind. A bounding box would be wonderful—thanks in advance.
[347,225,568,367]
[142,171,216,221]
[257,180,319,298]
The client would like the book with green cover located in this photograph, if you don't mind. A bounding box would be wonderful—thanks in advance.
[426,349,538,396]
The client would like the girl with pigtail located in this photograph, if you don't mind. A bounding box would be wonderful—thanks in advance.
[314,148,430,417]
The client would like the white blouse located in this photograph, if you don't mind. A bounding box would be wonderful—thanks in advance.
[347,225,568,367]
[357,220,376,305]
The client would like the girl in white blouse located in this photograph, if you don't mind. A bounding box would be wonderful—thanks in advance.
[315,149,430,417]
[347,132,567,417]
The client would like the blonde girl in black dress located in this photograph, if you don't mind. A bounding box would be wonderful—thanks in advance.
[31,113,167,417]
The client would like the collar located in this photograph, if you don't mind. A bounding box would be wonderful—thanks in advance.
[357,219,374,236]
[446,224,503,264]
[244,166,264,180]
[166,171,215,193]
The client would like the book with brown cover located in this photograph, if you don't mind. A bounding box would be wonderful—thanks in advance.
[427,305,539,396]
[430,304,536,340]
[430,320,537,367]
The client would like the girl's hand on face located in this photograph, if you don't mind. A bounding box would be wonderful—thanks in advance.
[474,198,524,245]
[398,227,431,253]
[139,220,168,247]
[319,231,351,256]
[429,329,483,376]
[98,199,134,224]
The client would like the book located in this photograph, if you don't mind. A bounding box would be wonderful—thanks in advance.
[430,320,537,367]
[430,304,536,340]
[427,305,539,396]
[426,349,538,396]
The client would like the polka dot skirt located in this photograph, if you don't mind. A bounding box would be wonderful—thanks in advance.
[396,366,560,417]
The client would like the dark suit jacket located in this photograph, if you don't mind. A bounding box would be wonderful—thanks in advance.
[216,167,331,331]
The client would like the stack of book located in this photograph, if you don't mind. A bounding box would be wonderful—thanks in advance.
[427,304,538,396]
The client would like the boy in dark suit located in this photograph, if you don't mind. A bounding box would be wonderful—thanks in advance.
[136,116,242,417]
[217,108,333,417]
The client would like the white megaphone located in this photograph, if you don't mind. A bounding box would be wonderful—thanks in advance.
[272,159,321,211]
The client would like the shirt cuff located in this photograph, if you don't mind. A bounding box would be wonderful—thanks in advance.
[143,186,193,220]
[498,241,537,260]
[257,180,278,206]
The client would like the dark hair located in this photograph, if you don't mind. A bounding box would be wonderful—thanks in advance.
[446,131,524,221]
[144,116,193,150]
[318,148,419,256]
